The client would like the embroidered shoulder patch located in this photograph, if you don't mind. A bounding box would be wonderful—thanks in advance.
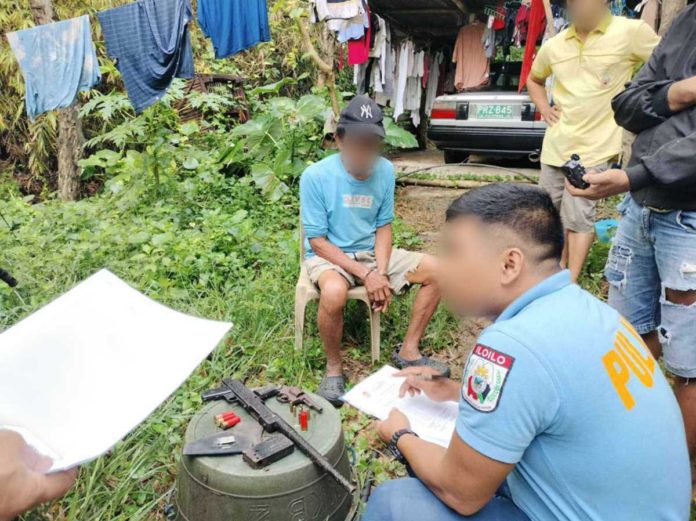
[462,344,515,413]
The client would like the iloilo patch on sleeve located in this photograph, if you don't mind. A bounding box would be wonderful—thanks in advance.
[462,344,515,413]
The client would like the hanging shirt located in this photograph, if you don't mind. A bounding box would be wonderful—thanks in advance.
[7,15,100,120]
[518,0,546,92]
[98,0,194,113]
[392,40,412,120]
[347,5,372,65]
[530,13,659,167]
[197,0,270,58]
[452,23,489,91]
[456,270,691,521]
[311,0,362,23]
[336,10,368,43]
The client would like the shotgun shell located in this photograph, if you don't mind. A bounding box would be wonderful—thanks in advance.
[215,412,240,429]
[218,415,241,430]
[299,409,309,431]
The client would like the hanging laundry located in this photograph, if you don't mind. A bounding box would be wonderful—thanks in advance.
[519,0,546,93]
[424,51,442,116]
[452,22,489,91]
[336,9,368,43]
[515,2,531,44]
[374,36,395,106]
[311,0,362,23]
[7,15,100,120]
[392,40,412,120]
[405,76,422,126]
[197,0,270,58]
[98,0,194,113]
[482,16,497,59]
[347,4,372,65]
[493,7,506,30]
[502,4,519,56]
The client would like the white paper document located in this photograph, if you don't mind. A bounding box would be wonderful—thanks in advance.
[342,365,459,447]
[0,269,232,471]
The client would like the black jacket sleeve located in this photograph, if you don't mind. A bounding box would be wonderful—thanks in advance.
[627,129,696,190]
[611,40,675,134]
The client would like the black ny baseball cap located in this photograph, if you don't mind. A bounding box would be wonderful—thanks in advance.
[338,95,385,138]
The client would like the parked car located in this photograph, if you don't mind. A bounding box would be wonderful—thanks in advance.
[427,61,547,163]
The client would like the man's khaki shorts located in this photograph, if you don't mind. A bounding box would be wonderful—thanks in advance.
[304,249,425,295]
[539,162,612,234]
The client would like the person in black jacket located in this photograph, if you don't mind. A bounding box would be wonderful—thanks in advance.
[566,4,696,458]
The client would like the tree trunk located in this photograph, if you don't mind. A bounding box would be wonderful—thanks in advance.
[659,0,687,35]
[30,0,83,201]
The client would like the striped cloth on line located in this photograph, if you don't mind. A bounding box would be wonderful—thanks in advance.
[98,0,194,112]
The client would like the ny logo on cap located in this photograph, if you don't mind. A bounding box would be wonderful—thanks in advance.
[360,104,373,119]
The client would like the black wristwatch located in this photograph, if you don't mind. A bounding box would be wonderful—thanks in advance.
[388,429,419,463]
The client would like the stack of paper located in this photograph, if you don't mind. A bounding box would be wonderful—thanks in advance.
[0,269,232,472]
[342,365,458,447]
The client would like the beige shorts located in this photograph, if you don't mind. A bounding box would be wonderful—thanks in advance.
[539,162,612,234]
[304,248,425,295]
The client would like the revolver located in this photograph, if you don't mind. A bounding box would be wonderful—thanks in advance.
[276,386,323,413]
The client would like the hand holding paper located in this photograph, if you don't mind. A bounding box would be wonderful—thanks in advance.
[342,366,459,448]
[0,269,232,472]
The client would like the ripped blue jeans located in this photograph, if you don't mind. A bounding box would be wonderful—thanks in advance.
[606,195,696,377]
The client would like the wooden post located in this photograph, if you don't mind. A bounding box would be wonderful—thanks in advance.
[30,0,83,201]
[295,14,341,131]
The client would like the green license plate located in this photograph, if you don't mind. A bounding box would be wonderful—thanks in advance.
[475,104,514,119]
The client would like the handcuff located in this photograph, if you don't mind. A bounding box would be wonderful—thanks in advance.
[388,429,419,463]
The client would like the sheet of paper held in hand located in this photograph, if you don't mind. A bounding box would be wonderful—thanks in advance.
[342,365,458,447]
[0,269,231,472]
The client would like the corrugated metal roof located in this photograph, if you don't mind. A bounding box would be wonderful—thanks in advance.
[370,0,484,42]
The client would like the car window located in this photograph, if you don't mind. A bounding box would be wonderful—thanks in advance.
[485,62,522,92]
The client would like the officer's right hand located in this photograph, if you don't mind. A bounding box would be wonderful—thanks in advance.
[395,367,460,402]
[0,431,77,521]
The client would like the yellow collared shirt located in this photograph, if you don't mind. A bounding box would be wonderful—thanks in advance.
[531,14,660,167]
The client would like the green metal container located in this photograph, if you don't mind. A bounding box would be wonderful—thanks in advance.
[174,392,353,521]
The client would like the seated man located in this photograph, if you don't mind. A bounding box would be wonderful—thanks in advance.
[300,95,448,406]
[364,184,690,520]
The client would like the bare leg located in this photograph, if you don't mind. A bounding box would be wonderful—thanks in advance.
[641,330,662,361]
[560,229,569,269]
[567,230,595,282]
[317,271,350,377]
[398,255,441,361]
[675,378,696,459]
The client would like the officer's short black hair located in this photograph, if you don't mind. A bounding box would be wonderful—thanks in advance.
[335,126,346,139]
[446,183,564,261]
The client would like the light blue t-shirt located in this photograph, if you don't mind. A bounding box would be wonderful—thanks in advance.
[456,270,690,521]
[7,15,101,120]
[300,153,395,257]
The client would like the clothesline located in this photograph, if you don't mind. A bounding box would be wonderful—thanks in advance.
[313,0,570,126]
[6,0,270,119]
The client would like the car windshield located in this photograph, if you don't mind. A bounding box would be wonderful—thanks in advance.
[483,62,522,92]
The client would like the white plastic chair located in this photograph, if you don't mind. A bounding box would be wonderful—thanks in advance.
[294,218,381,363]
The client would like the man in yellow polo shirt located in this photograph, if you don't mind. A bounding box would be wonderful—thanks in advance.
[527,0,659,282]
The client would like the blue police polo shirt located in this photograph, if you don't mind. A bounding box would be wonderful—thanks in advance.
[456,270,690,521]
